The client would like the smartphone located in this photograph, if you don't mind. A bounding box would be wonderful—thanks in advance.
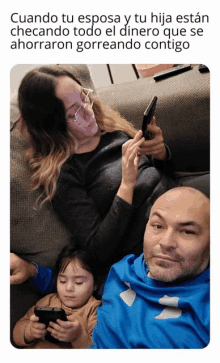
[34,307,67,343]
[142,96,158,140]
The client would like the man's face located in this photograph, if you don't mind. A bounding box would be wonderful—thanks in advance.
[143,188,210,283]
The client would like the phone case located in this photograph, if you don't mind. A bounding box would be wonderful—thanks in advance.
[34,307,67,344]
[142,96,157,140]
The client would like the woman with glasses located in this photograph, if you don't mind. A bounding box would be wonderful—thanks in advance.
[17,65,177,276]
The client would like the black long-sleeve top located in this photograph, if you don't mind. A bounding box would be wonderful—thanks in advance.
[52,131,177,273]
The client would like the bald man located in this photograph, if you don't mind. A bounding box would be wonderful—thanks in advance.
[91,187,210,349]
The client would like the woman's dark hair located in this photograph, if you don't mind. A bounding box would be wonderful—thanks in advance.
[54,246,101,297]
[18,66,81,154]
[18,66,83,206]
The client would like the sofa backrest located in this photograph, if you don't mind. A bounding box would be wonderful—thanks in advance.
[97,65,210,172]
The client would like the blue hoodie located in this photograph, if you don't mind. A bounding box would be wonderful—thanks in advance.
[91,254,210,349]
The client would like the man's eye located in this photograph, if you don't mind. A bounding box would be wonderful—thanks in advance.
[182,229,196,235]
[152,224,163,230]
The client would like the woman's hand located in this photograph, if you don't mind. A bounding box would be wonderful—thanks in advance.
[121,130,145,187]
[140,117,167,160]
[117,130,145,204]
[47,318,81,343]
[25,314,47,343]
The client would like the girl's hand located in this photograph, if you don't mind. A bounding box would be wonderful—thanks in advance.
[47,318,81,343]
[140,117,167,160]
[25,314,47,343]
[121,130,145,188]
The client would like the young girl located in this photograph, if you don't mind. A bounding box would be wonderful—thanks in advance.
[13,247,101,349]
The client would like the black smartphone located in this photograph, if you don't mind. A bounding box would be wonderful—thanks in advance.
[34,307,67,343]
[142,96,158,140]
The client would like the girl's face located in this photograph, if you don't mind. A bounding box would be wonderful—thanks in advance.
[57,259,96,309]
[55,76,99,140]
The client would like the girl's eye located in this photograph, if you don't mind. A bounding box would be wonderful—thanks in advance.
[59,280,66,284]
[75,282,83,285]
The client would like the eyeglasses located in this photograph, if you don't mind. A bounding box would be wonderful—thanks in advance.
[67,88,94,124]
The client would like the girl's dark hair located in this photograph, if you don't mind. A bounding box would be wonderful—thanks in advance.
[54,246,101,296]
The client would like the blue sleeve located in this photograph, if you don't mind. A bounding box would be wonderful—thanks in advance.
[30,265,54,295]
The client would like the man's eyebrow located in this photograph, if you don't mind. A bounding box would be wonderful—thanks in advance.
[178,221,202,231]
[150,211,164,220]
[151,211,202,230]
[179,221,198,227]
[150,211,168,224]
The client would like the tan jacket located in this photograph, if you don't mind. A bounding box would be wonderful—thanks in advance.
[13,293,101,349]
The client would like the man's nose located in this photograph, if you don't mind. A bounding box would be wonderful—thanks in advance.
[159,228,177,250]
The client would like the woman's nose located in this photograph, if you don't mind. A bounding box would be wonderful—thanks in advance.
[84,103,93,116]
